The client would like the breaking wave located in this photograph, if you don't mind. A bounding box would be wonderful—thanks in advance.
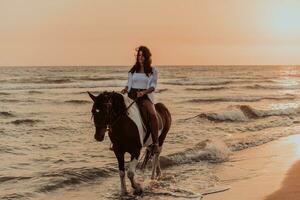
[75,76,125,81]
[162,80,232,86]
[2,83,123,91]
[76,90,100,95]
[28,90,44,94]
[188,94,296,103]
[17,78,73,84]
[4,76,125,86]
[155,88,168,93]
[64,100,91,104]
[38,167,118,192]
[162,78,276,87]
[0,99,21,103]
[0,99,35,103]
[0,176,31,183]
[245,84,300,90]
[0,112,15,118]
[1,193,34,200]
[0,92,10,95]
[10,119,43,125]
[159,139,231,168]
[193,105,300,122]
[40,78,73,84]
[185,86,228,91]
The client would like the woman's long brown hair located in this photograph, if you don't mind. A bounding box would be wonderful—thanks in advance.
[129,46,153,76]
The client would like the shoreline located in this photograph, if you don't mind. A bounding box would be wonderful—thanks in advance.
[265,159,300,200]
[37,134,300,200]
[205,134,300,200]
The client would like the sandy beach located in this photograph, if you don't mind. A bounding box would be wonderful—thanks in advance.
[264,160,300,200]
[205,134,300,200]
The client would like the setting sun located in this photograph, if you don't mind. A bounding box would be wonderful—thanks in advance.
[265,2,300,39]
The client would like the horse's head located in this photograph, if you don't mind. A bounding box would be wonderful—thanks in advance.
[88,91,126,142]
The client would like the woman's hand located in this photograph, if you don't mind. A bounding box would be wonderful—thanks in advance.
[121,88,128,94]
[137,91,146,98]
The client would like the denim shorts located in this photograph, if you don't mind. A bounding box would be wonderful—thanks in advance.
[128,88,151,105]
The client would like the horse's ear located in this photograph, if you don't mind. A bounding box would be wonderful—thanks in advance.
[112,92,126,114]
[87,91,96,102]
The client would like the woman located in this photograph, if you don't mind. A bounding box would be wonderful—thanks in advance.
[121,46,159,153]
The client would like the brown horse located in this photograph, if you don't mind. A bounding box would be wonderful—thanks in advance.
[88,91,171,195]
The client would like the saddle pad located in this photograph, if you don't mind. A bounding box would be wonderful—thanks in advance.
[121,94,162,147]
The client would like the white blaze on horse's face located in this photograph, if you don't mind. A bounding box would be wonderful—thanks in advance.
[92,104,106,142]
[92,104,106,124]
[88,92,112,142]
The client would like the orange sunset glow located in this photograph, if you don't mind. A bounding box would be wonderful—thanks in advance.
[1,0,300,66]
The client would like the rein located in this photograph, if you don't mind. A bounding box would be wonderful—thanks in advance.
[106,96,138,132]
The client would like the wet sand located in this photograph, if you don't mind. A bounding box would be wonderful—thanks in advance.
[264,159,300,200]
[205,134,300,200]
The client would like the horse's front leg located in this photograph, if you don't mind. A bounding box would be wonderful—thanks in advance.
[115,152,127,195]
[128,154,142,195]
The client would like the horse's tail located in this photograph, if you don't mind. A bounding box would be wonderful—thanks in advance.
[155,102,172,139]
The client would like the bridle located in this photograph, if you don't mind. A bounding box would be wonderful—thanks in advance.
[92,93,113,133]
[92,93,138,134]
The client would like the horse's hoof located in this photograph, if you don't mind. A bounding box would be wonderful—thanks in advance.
[156,172,162,179]
[133,188,143,196]
[120,191,128,196]
[120,193,134,200]
[133,186,143,196]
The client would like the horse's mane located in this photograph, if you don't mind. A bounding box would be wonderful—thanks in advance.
[96,91,127,118]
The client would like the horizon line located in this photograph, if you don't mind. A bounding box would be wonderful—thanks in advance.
[1,64,300,68]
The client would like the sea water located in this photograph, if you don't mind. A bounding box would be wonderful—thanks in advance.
[1,65,300,199]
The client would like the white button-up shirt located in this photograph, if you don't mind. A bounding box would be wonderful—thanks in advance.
[126,67,158,103]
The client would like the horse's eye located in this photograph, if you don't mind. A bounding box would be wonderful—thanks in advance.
[92,109,100,114]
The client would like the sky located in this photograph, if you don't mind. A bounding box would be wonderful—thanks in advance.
[1,0,300,66]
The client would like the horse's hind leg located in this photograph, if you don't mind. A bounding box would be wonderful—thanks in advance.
[151,131,166,179]
[151,151,160,180]
[156,147,162,178]
[128,155,142,195]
